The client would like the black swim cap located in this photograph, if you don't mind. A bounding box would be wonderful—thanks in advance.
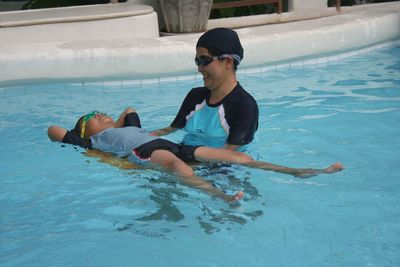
[196,28,244,65]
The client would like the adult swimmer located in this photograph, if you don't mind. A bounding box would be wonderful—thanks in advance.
[152,28,259,151]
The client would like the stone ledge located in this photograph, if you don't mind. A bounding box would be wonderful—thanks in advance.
[0,2,153,27]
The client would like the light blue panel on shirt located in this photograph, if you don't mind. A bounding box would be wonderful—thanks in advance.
[184,102,228,138]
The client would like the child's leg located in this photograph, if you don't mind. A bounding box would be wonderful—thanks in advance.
[149,149,243,201]
[194,147,344,178]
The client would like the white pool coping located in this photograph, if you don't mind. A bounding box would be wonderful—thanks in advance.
[0,2,399,86]
[0,2,159,46]
[0,3,154,27]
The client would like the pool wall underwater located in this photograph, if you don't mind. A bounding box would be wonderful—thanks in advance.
[0,2,400,86]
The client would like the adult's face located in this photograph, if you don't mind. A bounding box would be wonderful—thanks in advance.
[196,47,232,91]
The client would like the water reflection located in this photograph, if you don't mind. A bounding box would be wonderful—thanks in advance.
[113,164,264,237]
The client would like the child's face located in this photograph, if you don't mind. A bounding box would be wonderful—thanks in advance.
[84,113,115,137]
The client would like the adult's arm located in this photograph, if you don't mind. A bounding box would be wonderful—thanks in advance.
[226,99,259,147]
[151,126,178,136]
[152,88,204,136]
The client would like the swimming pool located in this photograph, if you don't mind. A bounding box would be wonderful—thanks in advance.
[1,42,399,267]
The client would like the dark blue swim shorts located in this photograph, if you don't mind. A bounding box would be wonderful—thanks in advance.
[133,139,199,163]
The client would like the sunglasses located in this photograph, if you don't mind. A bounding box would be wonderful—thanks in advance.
[80,111,107,138]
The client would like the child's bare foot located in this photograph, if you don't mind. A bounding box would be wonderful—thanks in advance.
[324,162,345,174]
[227,191,244,202]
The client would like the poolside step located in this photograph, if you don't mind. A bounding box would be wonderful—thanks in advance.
[0,2,159,44]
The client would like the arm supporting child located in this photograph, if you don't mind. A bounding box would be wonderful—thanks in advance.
[151,126,177,136]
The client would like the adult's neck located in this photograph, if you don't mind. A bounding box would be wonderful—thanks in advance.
[209,79,238,105]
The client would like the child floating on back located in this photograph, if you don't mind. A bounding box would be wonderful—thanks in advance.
[48,108,344,202]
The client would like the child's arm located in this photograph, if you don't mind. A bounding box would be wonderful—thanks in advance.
[48,125,92,148]
[115,107,137,128]
[48,125,67,142]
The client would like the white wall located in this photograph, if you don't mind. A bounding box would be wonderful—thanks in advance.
[289,0,328,11]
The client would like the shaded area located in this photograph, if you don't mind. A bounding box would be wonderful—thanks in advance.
[21,0,126,10]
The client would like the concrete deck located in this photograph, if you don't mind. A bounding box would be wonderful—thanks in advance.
[0,3,159,46]
[0,2,399,86]
[0,3,154,27]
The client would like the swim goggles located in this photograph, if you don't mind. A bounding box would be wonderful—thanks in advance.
[80,111,107,138]
[194,54,241,67]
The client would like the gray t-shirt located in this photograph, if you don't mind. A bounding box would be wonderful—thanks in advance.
[90,127,158,157]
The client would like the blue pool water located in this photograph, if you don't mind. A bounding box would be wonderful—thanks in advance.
[1,43,400,267]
